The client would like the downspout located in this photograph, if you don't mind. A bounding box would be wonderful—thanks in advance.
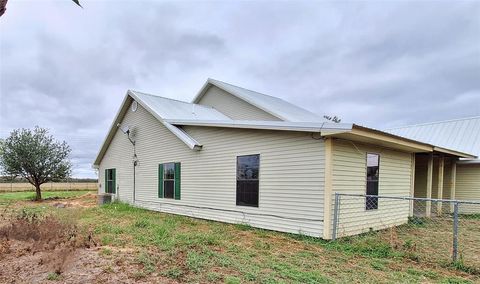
[132,142,137,203]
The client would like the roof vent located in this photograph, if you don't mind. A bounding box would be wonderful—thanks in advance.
[131,101,138,112]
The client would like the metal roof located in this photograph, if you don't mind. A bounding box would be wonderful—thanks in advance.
[192,78,326,122]
[94,81,477,167]
[131,90,231,121]
[387,116,480,161]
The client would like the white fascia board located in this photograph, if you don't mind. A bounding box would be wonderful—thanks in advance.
[165,119,353,133]
[457,159,480,164]
[161,121,203,150]
[93,92,131,166]
[128,91,202,151]
[93,91,203,167]
[433,146,477,159]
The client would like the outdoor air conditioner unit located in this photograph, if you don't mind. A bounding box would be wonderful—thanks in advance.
[97,193,113,205]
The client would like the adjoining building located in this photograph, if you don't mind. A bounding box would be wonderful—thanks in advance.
[93,79,475,238]
[388,117,480,213]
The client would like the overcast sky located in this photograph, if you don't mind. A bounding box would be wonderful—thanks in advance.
[1,0,479,178]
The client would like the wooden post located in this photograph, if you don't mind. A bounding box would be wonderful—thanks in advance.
[437,156,444,214]
[426,153,433,217]
[450,160,457,213]
[409,153,416,217]
[323,138,334,239]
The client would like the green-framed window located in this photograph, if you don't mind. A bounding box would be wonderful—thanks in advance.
[158,162,181,200]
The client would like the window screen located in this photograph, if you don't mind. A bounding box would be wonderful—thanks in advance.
[236,155,259,207]
[164,163,175,199]
[105,168,116,194]
[366,153,379,210]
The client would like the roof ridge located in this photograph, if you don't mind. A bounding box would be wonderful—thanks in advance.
[130,90,215,109]
[208,78,284,101]
[388,115,480,130]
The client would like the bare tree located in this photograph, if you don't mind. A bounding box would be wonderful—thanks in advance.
[0,127,72,200]
[0,0,81,18]
[0,0,7,17]
[323,115,342,123]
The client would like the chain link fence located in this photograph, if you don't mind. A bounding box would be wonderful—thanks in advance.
[332,193,480,269]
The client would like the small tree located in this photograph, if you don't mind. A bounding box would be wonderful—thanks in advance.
[0,127,72,201]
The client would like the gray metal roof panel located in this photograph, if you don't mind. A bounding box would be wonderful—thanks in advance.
[131,90,231,121]
[387,116,480,158]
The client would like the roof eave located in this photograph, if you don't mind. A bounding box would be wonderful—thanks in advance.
[93,91,132,166]
[457,159,480,165]
[166,119,353,133]
[433,146,476,159]
[93,90,202,166]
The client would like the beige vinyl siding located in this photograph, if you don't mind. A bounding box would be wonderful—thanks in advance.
[197,86,282,121]
[414,155,428,198]
[98,128,134,203]
[412,157,480,213]
[414,156,453,198]
[99,102,325,237]
[456,164,480,213]
[330,139,413,237]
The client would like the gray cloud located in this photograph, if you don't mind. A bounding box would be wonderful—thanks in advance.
[1,0,479,177]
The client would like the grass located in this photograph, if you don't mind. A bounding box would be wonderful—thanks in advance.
[1,197,479,283]
[46,272,61,281]
[72,202,479,283]
[0,190,93,201]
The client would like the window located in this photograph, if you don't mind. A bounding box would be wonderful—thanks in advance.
[105,168,116,194]
[366,153,379,210]
[236,154,259,207]
[163,163,175,199]
[158,162,181,200]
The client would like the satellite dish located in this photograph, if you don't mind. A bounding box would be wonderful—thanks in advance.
[129,126,137,141]
[117,124,129,134]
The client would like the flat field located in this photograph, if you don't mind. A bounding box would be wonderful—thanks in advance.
[0,182,97,192]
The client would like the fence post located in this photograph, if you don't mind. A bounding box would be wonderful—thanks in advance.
[332,192,340,240]
[452,201,459,262]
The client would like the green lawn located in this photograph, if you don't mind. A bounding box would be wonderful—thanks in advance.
[0,195,478,283]
[0,190,93,201]
[73,202,477,283]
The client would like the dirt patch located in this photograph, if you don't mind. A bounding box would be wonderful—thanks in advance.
[43,193,97,209]
[0,210,179,283]
[0,212,97,281]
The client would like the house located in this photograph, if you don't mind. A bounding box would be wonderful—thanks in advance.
[93,79,475,238]
[388,117,480,213]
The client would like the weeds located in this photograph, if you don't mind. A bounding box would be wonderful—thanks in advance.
[163,267,183,279]
[136,251,157,274]
[408,216,429,227]
[46,272,61,281]
[5,198,475,283]
[448,260,480,275]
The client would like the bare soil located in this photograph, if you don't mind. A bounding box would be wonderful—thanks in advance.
[0,195,176,284]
